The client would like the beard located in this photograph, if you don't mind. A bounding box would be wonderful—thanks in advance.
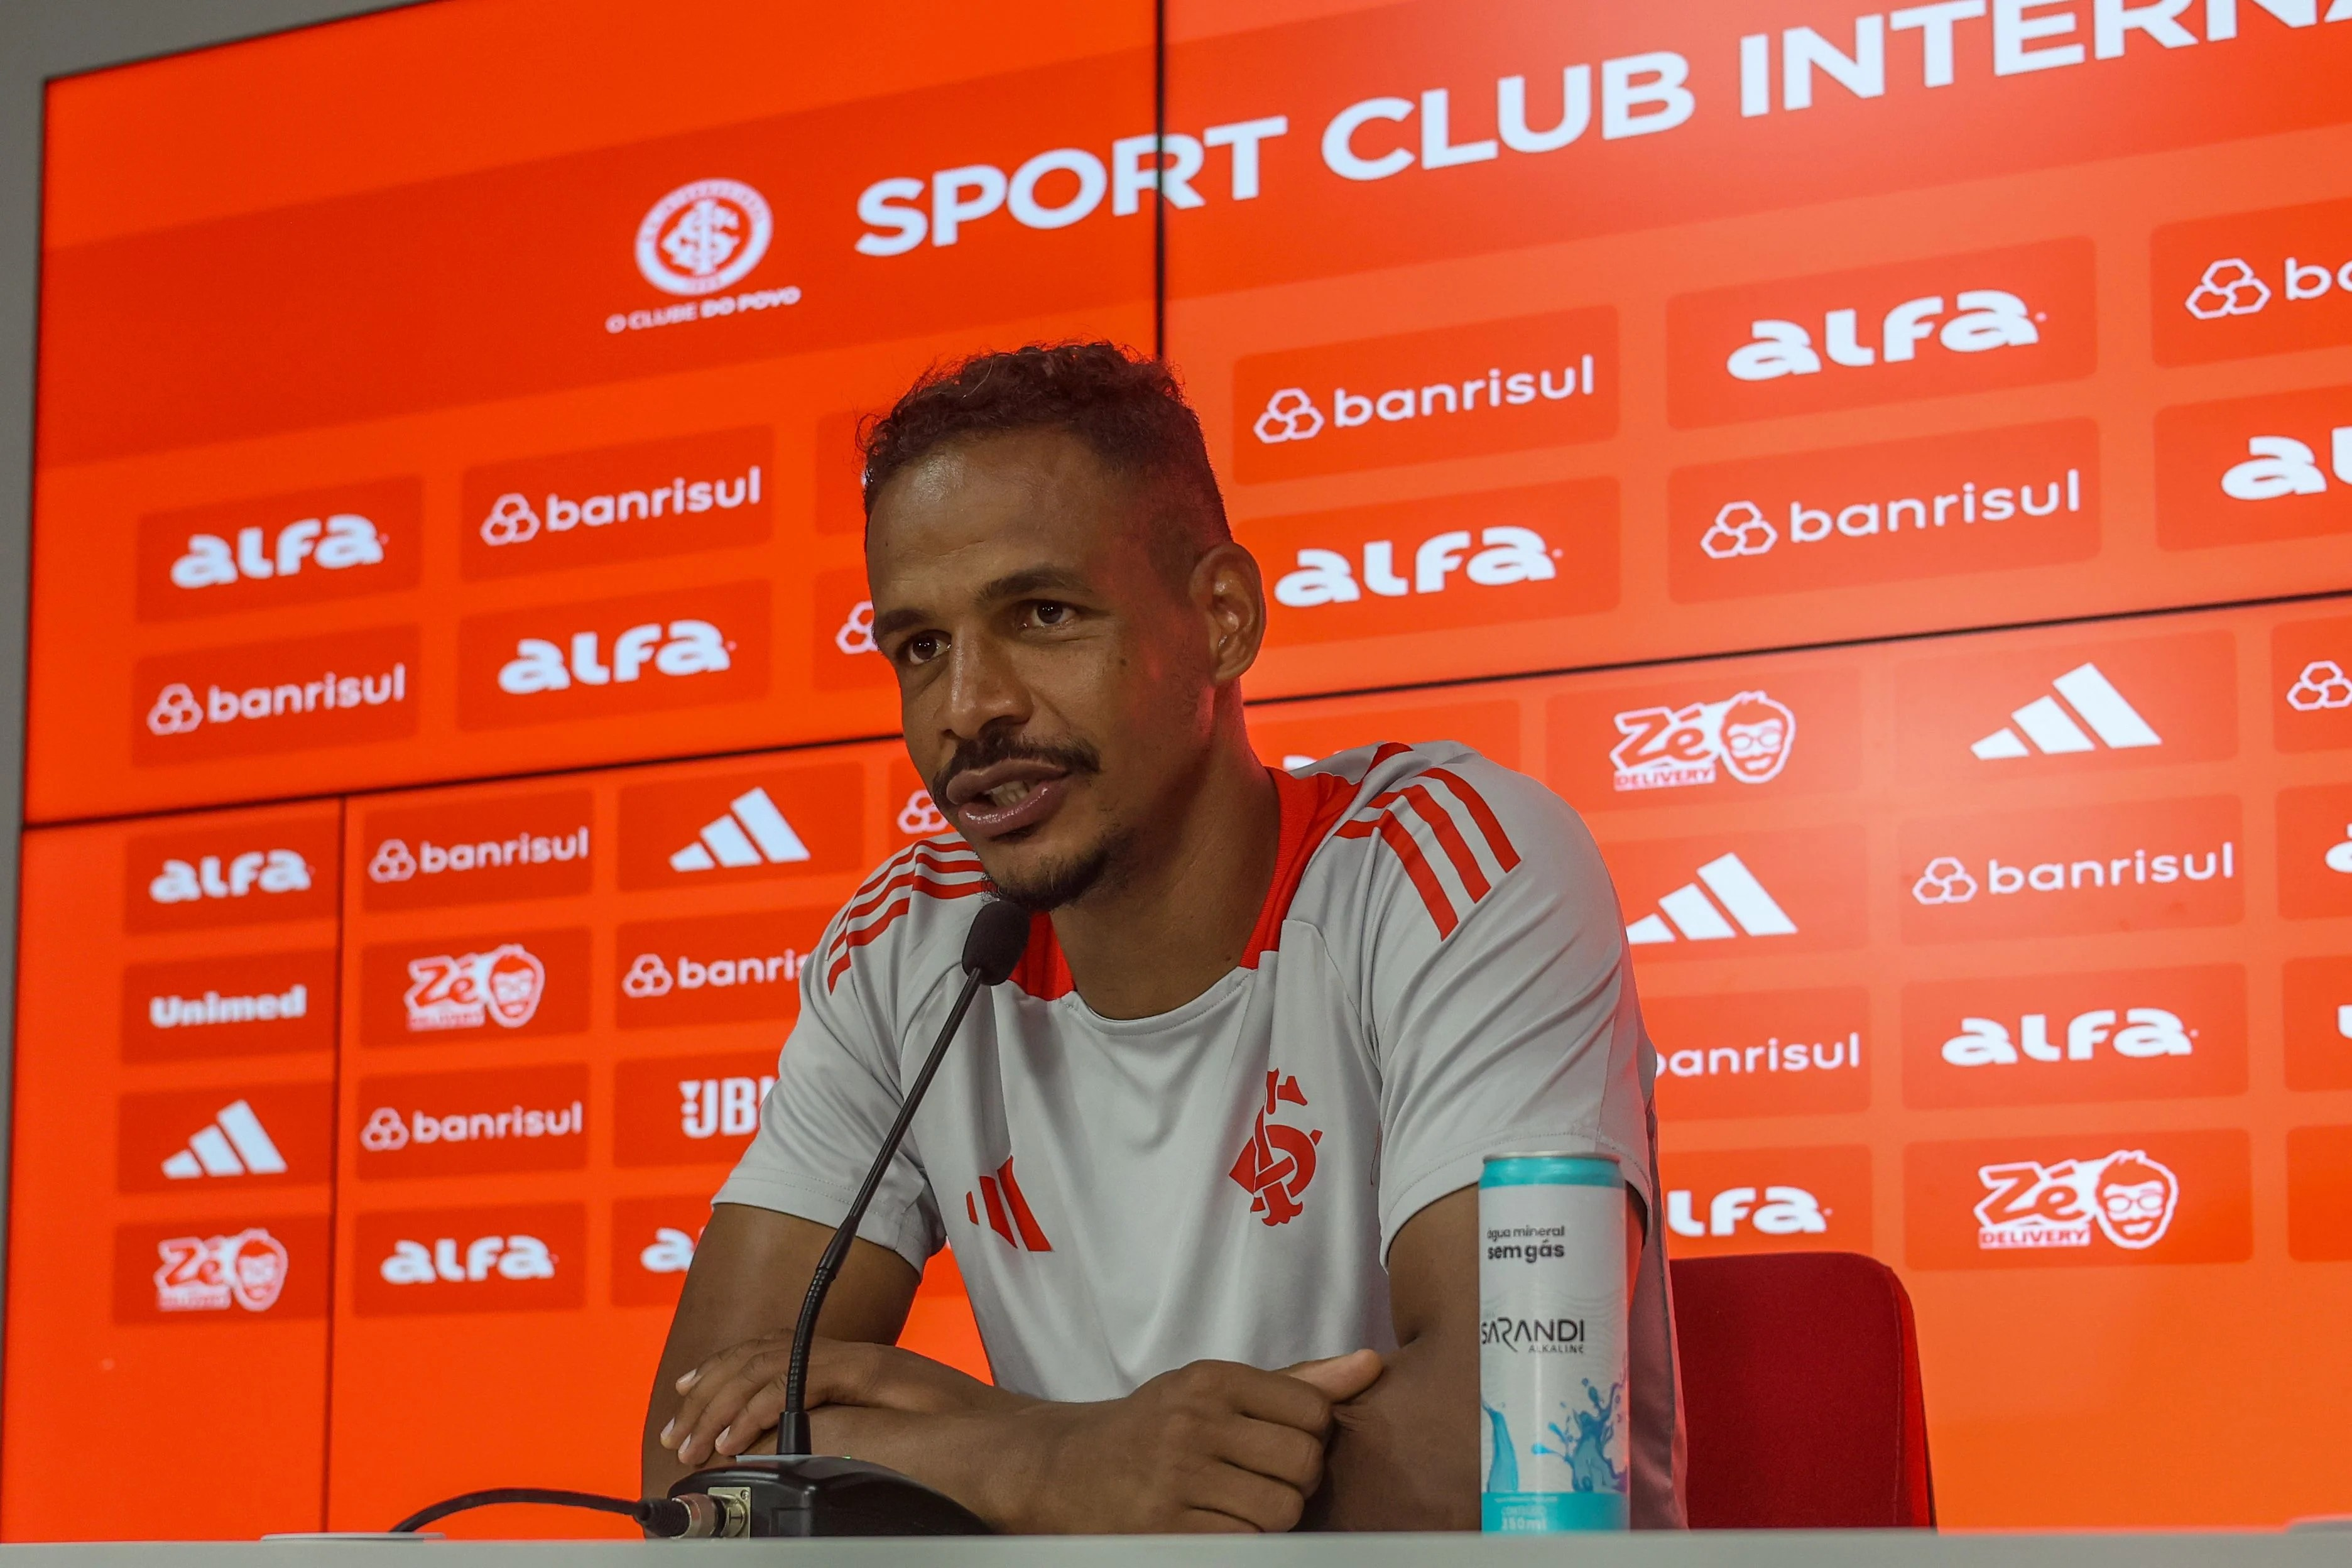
[928,728,1116,911]
[985,829,1133,912]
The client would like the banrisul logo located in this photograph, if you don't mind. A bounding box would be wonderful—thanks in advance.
[636,180,771,296]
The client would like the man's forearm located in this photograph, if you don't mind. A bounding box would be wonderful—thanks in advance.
[807,1403,1044,1530]
[1313,1335,1479,1530]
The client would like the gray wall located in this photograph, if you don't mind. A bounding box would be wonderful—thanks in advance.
[0,0,421,1376]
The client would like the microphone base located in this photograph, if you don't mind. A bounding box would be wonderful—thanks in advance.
[670,1456,991,1537]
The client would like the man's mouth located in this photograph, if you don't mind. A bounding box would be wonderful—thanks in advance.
[944,759,1075,841]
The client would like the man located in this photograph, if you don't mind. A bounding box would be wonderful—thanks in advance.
[645,343,1682,1532]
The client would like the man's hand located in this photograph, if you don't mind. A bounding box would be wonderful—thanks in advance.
[663,1334,1020,1467]
[984,1351,1383,1533]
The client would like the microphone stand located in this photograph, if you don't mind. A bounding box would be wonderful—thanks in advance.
[665,899,1027,1537]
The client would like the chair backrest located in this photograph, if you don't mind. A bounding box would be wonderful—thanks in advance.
[1669,1250,1935,1529]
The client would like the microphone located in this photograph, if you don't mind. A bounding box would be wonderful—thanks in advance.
[665,897,1031,1537]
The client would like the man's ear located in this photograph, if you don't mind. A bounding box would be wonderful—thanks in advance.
[1192,542,1267,685]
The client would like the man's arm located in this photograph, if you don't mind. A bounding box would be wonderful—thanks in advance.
[641,1202,922,1496]
[1315,1185,1645,1530]
[647,1203,1380,1531]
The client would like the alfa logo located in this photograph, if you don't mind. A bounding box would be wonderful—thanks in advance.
[1610,690,1794,793]
[403,944,547,1032]
[1229,1070,1321,1226]
[2184,258,2270,318]
[636,178,772,297]
[1253,389,1325,444]
[379,1233,557,1284]
[154,1228,288,1314]
[496,618,731,693]
[170,514,385,589]
[641,1227,699,1274]
[149,850,313,904]
[1270,527,1557,607]
[1974,1150,2179,1252]
[1728,289,2042,381]
[1942,1008,2192,1067]
[1665,1184,1827,1239]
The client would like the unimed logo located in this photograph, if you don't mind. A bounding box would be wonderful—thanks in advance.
[120,949,337,1062]
[617,762,864,890]
[615,909,826,1029]
[614,1052,778,1167]
[124,810,340,932]
[353,1204,584,1315]
[134,626,419,764]
[2155,383,2352,550]
[460,428,771,579]
[1901,964,2246,1109]
[1250,480,1616,643]
[1905,1130,2250,1270]
[111,1214,329,1324]
[1900,795,2243,943]
[1657,1145,1869,1258]
[2153,196,2352,366]
[354,1064,589,1179]
[361,789,594,910]
[1647,988,1869,1121]
[457,582,768,729]
[1667,239,2095,427]
[1669,419,2099,601]
[1233,308,1616,483]
[134,476,422,621]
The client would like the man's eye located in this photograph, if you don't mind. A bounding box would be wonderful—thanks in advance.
[1031,601,1072,627]
[901,633,945,665]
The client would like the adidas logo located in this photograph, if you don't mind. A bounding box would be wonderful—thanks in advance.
[669,788,810,873]
[1625,852,1797,945]
[1971,663,2160,760]
[161,1099,288,1180]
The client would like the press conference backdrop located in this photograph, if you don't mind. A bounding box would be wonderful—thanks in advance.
[8,0,2351,1540]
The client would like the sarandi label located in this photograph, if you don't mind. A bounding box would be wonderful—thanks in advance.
[459,427,773,579]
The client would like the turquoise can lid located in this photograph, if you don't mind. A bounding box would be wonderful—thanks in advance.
[1481,1153,1621,1188]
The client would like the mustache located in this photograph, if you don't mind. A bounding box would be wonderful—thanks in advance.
[928,731,1102,805]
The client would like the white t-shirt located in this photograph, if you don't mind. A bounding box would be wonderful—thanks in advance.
[717,741,1685,1527]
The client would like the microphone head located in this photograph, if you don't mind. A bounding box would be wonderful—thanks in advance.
[962,899,1032,986]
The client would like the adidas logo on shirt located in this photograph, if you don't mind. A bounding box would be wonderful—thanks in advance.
[161,1099,288,1180]
[669,787,811,873]
[1625,852,1797,945]
[1971,663,2160,760]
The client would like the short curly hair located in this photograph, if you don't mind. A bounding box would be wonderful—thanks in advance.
[858,342,1231,575]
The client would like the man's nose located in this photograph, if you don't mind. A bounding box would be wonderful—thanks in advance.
[939,632,1030,739]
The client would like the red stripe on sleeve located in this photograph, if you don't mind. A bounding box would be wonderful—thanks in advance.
[1340,811,1459,938]
[1399,781,1491,903]
[1424,766,1522,873]
[825,876,991,988]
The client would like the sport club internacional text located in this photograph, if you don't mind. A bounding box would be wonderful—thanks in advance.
[842,3,2350,256]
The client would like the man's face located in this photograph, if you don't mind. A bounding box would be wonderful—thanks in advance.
[864,429,1222,909]
[2098,1176,2173,1244]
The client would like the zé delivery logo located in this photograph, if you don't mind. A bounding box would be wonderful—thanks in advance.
[1903,1130,2252,1271]
[1233,308,1616,484]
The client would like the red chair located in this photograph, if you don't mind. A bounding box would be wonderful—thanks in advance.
[1670,1251,1936,1528]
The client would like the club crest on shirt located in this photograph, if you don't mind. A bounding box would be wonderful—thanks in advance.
[1230,1070,1322,1226]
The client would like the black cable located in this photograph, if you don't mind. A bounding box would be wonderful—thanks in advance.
[390,1487,694,1537]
